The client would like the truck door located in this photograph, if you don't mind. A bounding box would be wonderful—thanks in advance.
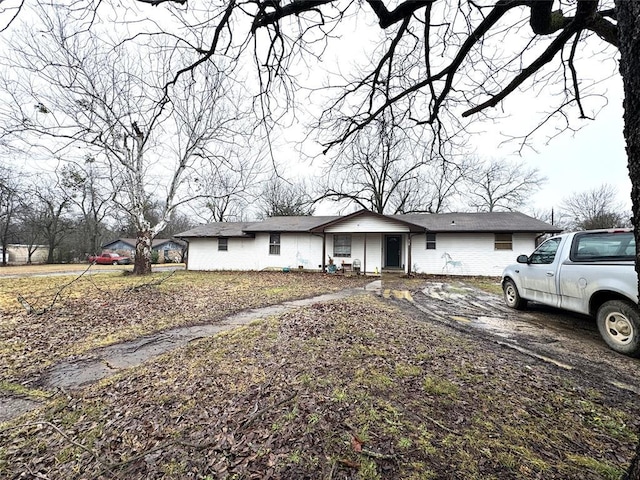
[519,237,563,306]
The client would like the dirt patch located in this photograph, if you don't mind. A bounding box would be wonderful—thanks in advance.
[405,279,640,395]
[0,271,370,387]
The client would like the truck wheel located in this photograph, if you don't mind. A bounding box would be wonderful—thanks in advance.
[503,279,527,310]
[597,300,640,357]
[112,261,118,265]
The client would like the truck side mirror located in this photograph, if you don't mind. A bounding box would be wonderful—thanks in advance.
[516,254,530,264]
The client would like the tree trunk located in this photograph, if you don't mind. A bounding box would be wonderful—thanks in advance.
[133,229,153,275]
[47,245,55,264]
[616,1,640,478]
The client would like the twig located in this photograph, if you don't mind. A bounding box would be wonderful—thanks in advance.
[3,420,115,475]
[238,392,296,430]
[124,270,176,292]
[16,263,96,315]
[361,447,396,460]
[422,415,462,436]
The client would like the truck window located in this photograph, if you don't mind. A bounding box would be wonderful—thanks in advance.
[571,231,635,262]
[529,237,561,264]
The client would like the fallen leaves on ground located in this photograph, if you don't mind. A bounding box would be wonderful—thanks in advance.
[0,271,368,386]
[1,295,638,479]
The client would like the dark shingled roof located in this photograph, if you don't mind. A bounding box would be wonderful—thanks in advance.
[177,223,256,238]
[243,216,340,232]
[177,211,561,238]
[395,212,562,233]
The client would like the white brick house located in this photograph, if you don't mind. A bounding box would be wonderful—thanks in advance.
[177,210,561,276]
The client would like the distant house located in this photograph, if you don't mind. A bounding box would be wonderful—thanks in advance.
[177,210,562,276]
[101,238,186,263]
[2,245,48,264]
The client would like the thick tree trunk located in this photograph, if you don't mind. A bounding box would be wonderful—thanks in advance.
[47,245,55,264]
[616,1,640,479]
[133,229,153,275]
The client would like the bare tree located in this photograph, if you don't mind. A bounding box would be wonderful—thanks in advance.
[259,176,315,218]
[28,176,73,264]
[561,183,630,230]
[394,156,476,214]
[463,158,547,212]
[0,7,255,274]
[319,115,437,214]
[0,163,20,265]
[60,160,113,256]
[192,154,262,222]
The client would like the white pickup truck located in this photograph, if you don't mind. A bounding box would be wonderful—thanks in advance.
[501,228,639,357]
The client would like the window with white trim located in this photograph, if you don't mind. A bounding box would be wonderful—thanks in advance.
[333,234,351,257]
[269,233,281,255]
[218,238,228,251]
[426,233,436,250]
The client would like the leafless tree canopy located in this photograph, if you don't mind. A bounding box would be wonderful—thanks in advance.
[462,158,547,212]
[0,5,262,273]
[561,183,630,230]
[259,176,315,218]
[246,0,618,152]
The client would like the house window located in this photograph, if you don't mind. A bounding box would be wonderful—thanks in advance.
[495,233,513,250]
[269,233,281,255]
[426,233,436,250]
[218,238,228,251]
[333,234,351,257]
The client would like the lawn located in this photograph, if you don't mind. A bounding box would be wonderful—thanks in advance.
[0,271,638,479]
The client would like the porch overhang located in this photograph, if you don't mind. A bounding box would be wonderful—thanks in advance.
[309,209,425,234]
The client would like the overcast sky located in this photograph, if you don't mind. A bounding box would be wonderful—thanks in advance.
[469,75,631,216]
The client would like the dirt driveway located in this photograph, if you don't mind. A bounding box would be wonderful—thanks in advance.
[396,278,640,395]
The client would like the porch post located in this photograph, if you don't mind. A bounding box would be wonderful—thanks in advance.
[322,233,326,272]
[363,233,367,274]
[407,234,412,275]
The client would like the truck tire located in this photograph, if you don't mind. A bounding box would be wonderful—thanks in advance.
[112,261,118,265]
[597,300,640,357]
[503,278,527,310]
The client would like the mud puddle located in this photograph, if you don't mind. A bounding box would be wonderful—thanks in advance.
[408,281,640,395]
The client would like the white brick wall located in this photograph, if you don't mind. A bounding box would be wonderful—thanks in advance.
[410,233,538,276]
[187,230,541,276]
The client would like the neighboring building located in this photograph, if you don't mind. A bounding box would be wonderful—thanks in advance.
[101,238,186,263]
[2,245,48,264]
[177,210,562,276]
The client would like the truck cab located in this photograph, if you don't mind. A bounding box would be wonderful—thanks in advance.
[502,229,639,356]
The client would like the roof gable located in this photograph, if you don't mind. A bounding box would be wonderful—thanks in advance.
[310,209,425,233]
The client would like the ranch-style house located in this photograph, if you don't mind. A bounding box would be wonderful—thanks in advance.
[177,209,562,277]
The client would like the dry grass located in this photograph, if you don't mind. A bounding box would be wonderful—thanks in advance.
[0,270,369,386]
[0,294,637,479]
[0,272,638,479]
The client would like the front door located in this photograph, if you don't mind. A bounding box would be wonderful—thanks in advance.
[385,235,402,268]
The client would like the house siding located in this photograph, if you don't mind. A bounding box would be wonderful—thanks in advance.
[410,232,538,276]
[187,234,324,271]
[4,245,48,264]
[180,211,558,276]
[188,238,259,270]
[257,232,324,270]
[325,233,380,272]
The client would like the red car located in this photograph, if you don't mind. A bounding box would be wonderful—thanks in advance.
[88,252,132,265]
